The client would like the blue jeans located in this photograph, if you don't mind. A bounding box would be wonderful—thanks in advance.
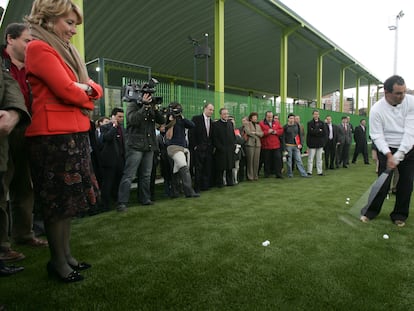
[118,147,154,205]
[286,145,307,177]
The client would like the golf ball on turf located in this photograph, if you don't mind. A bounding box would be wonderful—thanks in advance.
[262,240,270,247]
[383,234,389,239]
[346,198,350,201]
[345,201,349,205]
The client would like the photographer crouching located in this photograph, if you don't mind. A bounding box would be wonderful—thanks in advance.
[165,102,200,198]
[117,79,165,211]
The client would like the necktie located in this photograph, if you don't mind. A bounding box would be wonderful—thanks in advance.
[206,118,210,136]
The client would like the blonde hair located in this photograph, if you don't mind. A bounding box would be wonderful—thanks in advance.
[25,0,83,28]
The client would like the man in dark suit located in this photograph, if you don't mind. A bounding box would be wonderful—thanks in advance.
[188,103,214,192]
[352,118,369,164]
[336,116,352,168]
[98,107,126,212]
[324,115,338,169]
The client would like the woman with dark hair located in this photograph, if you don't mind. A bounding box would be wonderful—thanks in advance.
[165,102,199,198]
[243,112,263,180]
[24,0,103,282]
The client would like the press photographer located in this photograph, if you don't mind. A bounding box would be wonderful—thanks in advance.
[165,102,199,198]
[117,79,165,210]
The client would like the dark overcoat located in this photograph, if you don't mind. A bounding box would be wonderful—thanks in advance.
[211,119,236,170]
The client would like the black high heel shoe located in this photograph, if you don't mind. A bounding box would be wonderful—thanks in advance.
[69,262,91,271]
[46,262,84,283]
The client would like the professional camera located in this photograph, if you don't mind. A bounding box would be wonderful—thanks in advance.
[167,102,183,118]
[122,78,159,104]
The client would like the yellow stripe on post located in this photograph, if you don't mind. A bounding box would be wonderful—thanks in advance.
[214,0,225,116]
[70,0,85,62]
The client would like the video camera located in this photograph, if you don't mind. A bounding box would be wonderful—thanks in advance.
[167,102,183,118]
[122,78,162,106]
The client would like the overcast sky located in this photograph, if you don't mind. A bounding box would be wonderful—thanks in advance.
[279,0,414,94]
[0,0,7,10]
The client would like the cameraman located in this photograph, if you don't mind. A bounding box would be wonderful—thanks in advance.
[117,93,165,211]
[165,102,199,198]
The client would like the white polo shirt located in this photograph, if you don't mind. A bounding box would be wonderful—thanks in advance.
[369,93,414,155]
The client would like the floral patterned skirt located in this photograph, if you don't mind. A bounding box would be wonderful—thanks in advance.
[28,132,99,223]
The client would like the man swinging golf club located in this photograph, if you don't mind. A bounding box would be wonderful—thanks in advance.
[360,75,414,227]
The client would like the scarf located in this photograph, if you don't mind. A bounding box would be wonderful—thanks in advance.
[165,119,176,140]
[29,24,88,83]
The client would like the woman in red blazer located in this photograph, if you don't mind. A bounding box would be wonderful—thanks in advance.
[25,0,102,283]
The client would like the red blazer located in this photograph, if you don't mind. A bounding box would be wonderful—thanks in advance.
[25,40,102,136]
[259,119,284,150]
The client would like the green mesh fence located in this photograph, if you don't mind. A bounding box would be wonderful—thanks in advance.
[117,78,367,140]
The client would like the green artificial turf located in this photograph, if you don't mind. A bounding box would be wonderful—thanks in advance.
[3,161,414,310]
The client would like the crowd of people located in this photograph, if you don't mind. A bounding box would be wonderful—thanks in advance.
[2,5,414,311]
[87,101,373,217]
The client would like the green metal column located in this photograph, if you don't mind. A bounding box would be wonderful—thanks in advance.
[214,0,225,117]
[316,49,334,109]
[279,31,288,105]
[279,25,302,106]
[355,77,360,114]
[70,0,85,61]
[367,82,372,114]
[316,54,323,109]
[98,57,105,115]
[339,67,345,112]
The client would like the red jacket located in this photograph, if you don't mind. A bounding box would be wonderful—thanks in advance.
[259,119,284,149]
[25,40,102,136]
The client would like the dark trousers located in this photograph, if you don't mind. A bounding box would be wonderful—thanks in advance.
[193,147,213,191]
[363,148,414,221]
[352,143,369,164]
[216,169,233,187]
[336,142,350,167]
[3,128,35,242]
[262,148,282,177]
[101,161,124,210]
[324,139,336,169]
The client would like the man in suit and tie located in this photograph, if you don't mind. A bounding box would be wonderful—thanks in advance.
[324,115,338,169]
[336,116,352,168]
[189,103,214,192]
[352,119,369,164]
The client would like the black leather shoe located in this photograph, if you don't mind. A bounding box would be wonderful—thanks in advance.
[0,264,24,277]
[186,192,200,198]
[69,262,91,271]
[47,262,84,283]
